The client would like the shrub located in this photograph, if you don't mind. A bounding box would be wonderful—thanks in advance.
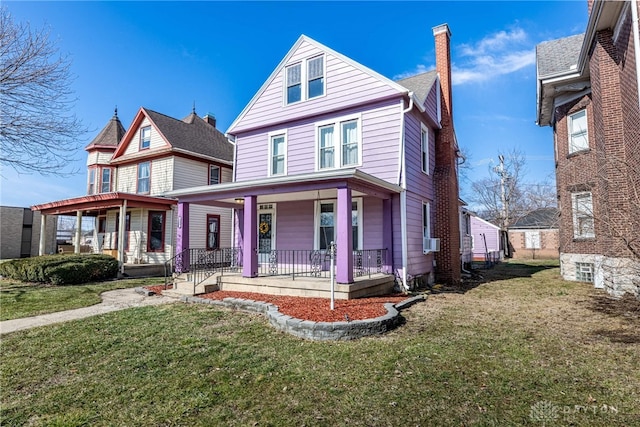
[0,254,119,285]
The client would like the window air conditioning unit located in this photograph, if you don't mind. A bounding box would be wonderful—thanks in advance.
[423,238,441,254]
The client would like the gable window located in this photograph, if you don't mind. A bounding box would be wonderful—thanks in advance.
[421,124,430,174]
[209,165,220,185]
[568,109,588,153]
[88,168,96,195]
[140,126,151,150]
[572,192,594,238]
[316,115,361,170]
[137,161,151,194]
[269,132,287,176]
[100,168,112,193]
[307,56,324,99]
[525,231,541,249]
[206,214,220,250]
[286,63,302,104]
[315,199,362,250]
[147,211,165,252]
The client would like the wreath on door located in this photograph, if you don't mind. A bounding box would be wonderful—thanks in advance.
[259,221,270,234]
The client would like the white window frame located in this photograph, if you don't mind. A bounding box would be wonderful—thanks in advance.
[571,191,595,238]
[100,167,112,193]
[421,123,430,175]
[268,130,287,177]
[140,126,151,150]
[524,231,541,249]
[313,198,362,250]
[315,114,362,171]
[88,168,96,195]
[422,201,431,240]
[284,54,326,106]
[568,109,588,153]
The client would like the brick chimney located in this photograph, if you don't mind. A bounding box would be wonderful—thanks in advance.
[204,113,216,128]
[433,23,453,118]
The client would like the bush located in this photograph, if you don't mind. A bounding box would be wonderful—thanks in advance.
[0,254,119,285]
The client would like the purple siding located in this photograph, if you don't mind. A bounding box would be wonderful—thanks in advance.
[404,111,435,200]
[362,197,383,249]
[423,83,440,126]
[406,193,434,277]
[470,216,500,258]
[231,40,403,134]
[273,200,315,249]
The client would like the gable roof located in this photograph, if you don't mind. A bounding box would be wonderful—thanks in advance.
[112,107,234,163]
[85,110,126,151]
[510,207,559,229]
[227,35,412,134]
[396,70,438,107]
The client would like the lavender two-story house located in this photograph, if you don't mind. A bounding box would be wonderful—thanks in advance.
[167,24,462,298]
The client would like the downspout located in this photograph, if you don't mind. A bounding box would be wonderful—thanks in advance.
[399,92,414,291]
[632,0,640,112]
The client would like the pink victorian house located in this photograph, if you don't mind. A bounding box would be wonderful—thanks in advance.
[166,24,462,298]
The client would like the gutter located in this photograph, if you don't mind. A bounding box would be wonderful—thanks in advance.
[398,92,414,292]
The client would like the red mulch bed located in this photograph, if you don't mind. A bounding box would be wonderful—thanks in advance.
[145,284,172,295]
[199,291,408,323]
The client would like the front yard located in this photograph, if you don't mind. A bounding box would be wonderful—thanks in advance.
[1,260,638,426]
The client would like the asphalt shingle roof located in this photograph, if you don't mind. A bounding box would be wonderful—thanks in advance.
[396,70,438,106]
[145,109,234,162]
[85,112,126,150]
[536,34,584,78]
[511,208,559,229]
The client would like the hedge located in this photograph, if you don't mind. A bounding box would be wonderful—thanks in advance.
[0,254,119,285]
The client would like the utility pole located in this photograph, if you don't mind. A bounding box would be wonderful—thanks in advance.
[493,155,509,228]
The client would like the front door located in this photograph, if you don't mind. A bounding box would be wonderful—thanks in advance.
[258,204,275,263]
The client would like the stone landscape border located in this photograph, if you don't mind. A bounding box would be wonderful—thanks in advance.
[167,293,425,341]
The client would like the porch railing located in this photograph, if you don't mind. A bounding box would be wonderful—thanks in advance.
[164,247,243,289]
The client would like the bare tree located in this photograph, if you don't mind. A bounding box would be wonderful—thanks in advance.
[0,7,85,175]
[470,148,556,228]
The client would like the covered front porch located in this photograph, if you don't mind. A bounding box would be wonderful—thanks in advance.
[164,169,402,298]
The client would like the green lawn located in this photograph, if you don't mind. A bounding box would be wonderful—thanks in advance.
[1,261,638,426]
[0,277,165,321]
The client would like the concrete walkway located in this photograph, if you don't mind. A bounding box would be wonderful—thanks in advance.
[0,288,176,335]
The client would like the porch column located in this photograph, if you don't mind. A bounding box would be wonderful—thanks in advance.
[38,214,47,256]
[176,202,190,273]
[336,187,353,283]
[118,200,127,266]
[74,211,83,254]
[242,195,258,277]
[382,198,393,274]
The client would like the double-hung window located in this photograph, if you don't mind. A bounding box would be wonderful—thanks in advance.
[285,55,325,105]
[209,165,220,185]
[269,132,287,176]
[316,115,361,170]
[423,202,431,240]
[421,124,430,174]
[100,168,111,193]
[316,199,362,250]
[286,63,302,104]
[572,192,594,238]
[137,161,150,194]
[88,168,96,194]
[568,109,588,153]
[140,126,151,150]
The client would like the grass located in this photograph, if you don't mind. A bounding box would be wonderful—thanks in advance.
[0,277,165,321]
[1,260,639,426]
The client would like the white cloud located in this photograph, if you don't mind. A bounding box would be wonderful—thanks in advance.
[396,25,536,85]
[393,64,434,81]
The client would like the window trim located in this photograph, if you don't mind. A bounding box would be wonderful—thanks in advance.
[571,191,595,239]
[524,231,541,249]
[314,113,362,171]
[306,54,325,100]
[422,201,431,240]
[268,130,287,177]
[284,54,326,106]
[88,167,96,195]
[313,198,362,250]
[206,214,221,251]
[147,211,166,253]
[140,126,151,150]
[209,164,221,185]
[137,161,151,194]
[421,123,430,175]
[285,62,302,106]
[100,167,112,193]
[568,109,588,154]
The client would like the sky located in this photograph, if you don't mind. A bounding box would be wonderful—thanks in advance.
[0,1,589,209]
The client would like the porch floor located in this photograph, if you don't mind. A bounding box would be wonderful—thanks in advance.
[165,272,396,300]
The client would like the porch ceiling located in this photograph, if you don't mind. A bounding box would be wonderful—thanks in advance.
[31,192,177,216]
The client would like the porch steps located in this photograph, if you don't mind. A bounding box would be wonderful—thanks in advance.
[161,273,220,297]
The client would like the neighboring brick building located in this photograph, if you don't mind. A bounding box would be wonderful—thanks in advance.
[508,208,559,260]
[536,0,640,296]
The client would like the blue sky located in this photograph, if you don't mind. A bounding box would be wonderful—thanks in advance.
[1,1,588,208]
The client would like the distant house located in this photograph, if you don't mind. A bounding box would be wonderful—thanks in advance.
[469,214,503,264]
[0,206,57,259]
[536,0,640,296]
[508,208,559,260]
[459,205,473,269]
[166,24,463,297]
[31,108,234,275]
